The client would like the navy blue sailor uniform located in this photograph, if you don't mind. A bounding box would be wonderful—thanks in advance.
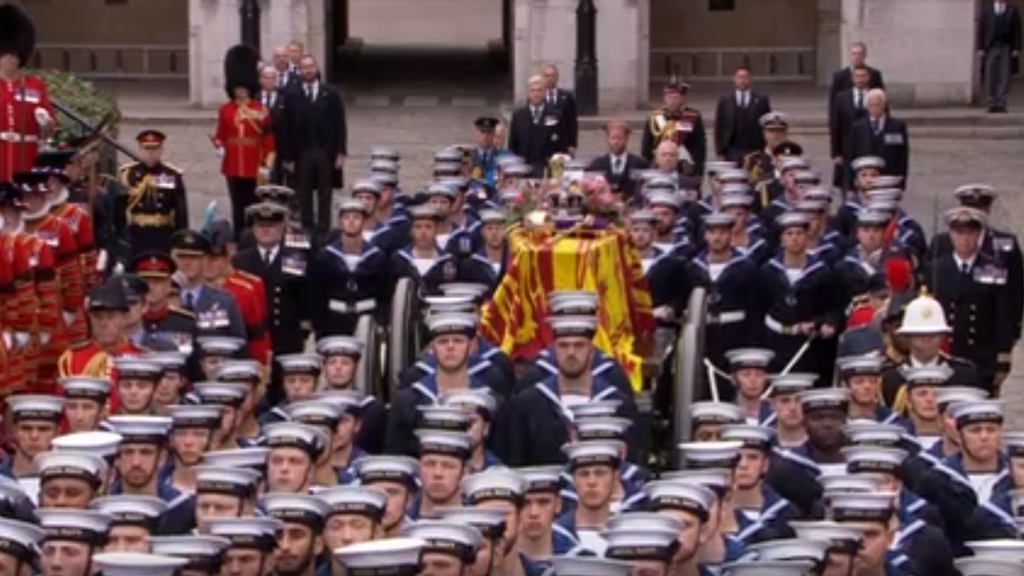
[640,246,693,315]
[306,233,390,338]
[107,477,195,534]
[458,246,509,295]
[390,246,462,297]
[398,346,513,398]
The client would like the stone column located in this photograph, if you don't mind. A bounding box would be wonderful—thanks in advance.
[263,0,296,59]
[189,0,241,107]
[840,0,975,105]
[816,0,841,87]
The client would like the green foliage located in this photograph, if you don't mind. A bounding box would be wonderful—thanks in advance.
[24,69,120,144]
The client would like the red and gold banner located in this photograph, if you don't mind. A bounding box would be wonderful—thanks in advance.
[480,226,655,390]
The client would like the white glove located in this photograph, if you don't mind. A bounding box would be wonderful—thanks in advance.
[39,332,50,346]
[215,147,225,159]
[96,249,109,273]
[259,167,271,181]
[2,332,11,350]
[654,305,676,321]
[14,332,28,348]
[34,107,52,127]
[113,262,125,275]
[62,311,75,327]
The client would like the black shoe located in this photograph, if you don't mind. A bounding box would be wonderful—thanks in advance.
[987,105,998,113]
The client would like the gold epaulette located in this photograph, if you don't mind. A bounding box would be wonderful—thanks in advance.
[162,162,184,174]
[169,306,195,319]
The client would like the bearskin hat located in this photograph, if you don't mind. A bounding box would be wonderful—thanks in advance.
[0,5,37,67]
[224,45,260,99]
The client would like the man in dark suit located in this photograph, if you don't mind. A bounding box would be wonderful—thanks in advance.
[542,64,579,154]
[828,42,885,109]
[586,120,649,203]
[258,65,287,184]
[848,89,910,186]
[508,75,569,177]
[713,65,772,163]
[280,55,347,236]
[829,65,872,190]
[978,0,1022,113]
[271,45,298,90]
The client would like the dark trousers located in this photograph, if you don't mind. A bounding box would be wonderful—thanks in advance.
[297,148,335,234]
[226,177,258,240]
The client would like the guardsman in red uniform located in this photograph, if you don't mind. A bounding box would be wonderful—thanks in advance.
[0,182,27,396]
[0,5,56,182]
[6,172,59,392]
[57,277,145,415]
[20,167,84,391]
[203,219,271,366]
[37,149,99,292]
[213,45,275,240]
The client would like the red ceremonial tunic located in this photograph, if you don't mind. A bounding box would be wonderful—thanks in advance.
[58,339,146,415]
[0,75,54,181]
[213,100,275,179]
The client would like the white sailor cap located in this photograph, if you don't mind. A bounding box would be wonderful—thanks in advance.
[856,210,891,227]
[902,365,954,387]
[629,208,658,225]
[403,520,483,560]
[826,492,896,523]
[515,465,564,493]
[168,404,223,429]
[819,473,884,493]
[206,517,282,550]
[721,560,816,576]
[146,351,189,371]
[570,400,622,420]
[213,360,263,384]
[548,315,598,338]
[416,429,472,459]
[574,417,633,442]
[416,405,472,432]
[461,468,527,504]
[718,173,750,188]
[434,147,463,162]
[802,187,833,204]
[605,512,684,534]
[550,556,634,576]
[842,420,905,447]
[951,399,1004,427]
[477,209,505,225]
[92,553,187,576]
[194,381,251,407]
[792,171,821,185]
[642,480,716,519]
[864,198,899,213]
[767,373,817,396]
[945,206,987,228]
[746,538,830,562]
[706,161,738,175]
[59,377,111,401]
[760,111,790,129]
[196,336,247,357]
[836,355,885,377]
[502,163,533,177]
[314,390,366,416]
[105,415,173,444]
[954,184,998,203]
[935,386,988,408]
[276,353,322,376]
[646,191,682,210]
[719,424,774,450]
[90,495,167,527]
[315,486,388,519]
[423,295,478,315]
[113,357,164,381]
[787,520,864,547]
[689,401,744,426]
[955,557,1024,576]
[37,509,112,542]
[202,447,270,470]
[316,336,366,358]
[259,493,331,527]
[440,389,498,419]
[371,169,398,183]
[798,388,850,412]
[431,507,506,539]
[193,465,262,496]
[425,182,458,199]
[352,179,383,195]
[52,431,123,460]
[264,422,328,457]
[602,525,679,561]
[8,394,65,421]
[794,200,827,214]
[0,518,44,561]
[439,283,490,300]
[148,535,232,573]
[1003,431,1024,458]
[35,451,107,485]
[338,198,371,215]
[334,537,426,576]
[285,400,346,428]
[841,445,907,475]
[702,212,736,228]
[720,194,754,209]
[370,146,401,162]
[354,455,420,486]
[563,440,622,469]
[724,348,774,369]
[963,539,1024,560]
[425,312,478,338]
[548,290,599,316]
[660,468,732,493]
[678,441,742,469]
[775,211,811,229]
[780,157,809,172]
[868,176,904,190]
[866,188,903,204]
[851,156,886,172]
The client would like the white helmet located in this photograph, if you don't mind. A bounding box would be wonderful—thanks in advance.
[896,291,951,335]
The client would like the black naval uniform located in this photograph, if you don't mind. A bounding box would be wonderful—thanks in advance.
[390,249,463,297]
[880,353,981,409]
[306,240,390,338]
[117,161,190,257]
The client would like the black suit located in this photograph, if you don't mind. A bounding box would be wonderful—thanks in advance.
[586,153,649,203]
[978,2,1022,108]
[545,87,579,149]
[507,103,569,177]
[713,91,771,162]
[828,66,885,109]
[281,82,347,234]
[829,89,870,188]
[259,90,287,185]
[848,115,910,185]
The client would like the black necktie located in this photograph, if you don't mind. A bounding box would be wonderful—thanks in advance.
[264,249,273,265]
[613,157,623,174]
[872,119,879,134]
[961,262,971,276]
[533,107,541,123]
[183,292,195,311]
[856,91,863,109]
[306,85,315,102]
